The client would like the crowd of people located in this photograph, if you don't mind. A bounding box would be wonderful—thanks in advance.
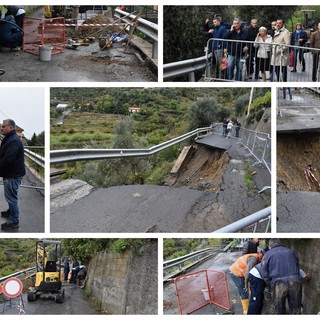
[229,238,311,314]
[205,14,320,82]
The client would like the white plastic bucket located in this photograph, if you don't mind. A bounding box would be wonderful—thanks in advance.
[201,286,213,301]
[39,45,53,62]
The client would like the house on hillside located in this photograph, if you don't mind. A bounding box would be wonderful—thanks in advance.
[128,107,141,113]
[56,103,69,109]
[15,125,24,140]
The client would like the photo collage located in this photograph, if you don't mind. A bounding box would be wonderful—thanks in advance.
[0,3,320,318]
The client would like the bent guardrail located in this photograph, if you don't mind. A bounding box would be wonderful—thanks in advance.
[50,127,213,164]
[114,8,158,59]
[0,267,36,283]
[213,206,271,233]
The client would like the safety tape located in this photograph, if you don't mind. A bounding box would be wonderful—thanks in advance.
[43,23,127,27]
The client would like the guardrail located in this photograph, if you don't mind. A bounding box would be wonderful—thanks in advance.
[163,51,212,82]
[114,8,158,59]
[24,148,45,168]
[50,127,213,164]
[0,267,36,283]
[213,206,271,233]
[163,247,220,280]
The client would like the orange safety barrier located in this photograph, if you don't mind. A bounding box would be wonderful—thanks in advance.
[174,269,230,315]
[23,17,65,55]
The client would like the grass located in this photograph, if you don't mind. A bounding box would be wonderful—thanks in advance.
[244,161,255,190]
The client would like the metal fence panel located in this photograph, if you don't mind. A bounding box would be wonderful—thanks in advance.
[174,270,230,314]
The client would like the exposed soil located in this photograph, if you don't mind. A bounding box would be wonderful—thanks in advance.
[277,133,320,192]
[167,146,229,193]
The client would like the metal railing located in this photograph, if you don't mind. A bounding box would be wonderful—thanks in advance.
[164,38,320,82]
[24,148,45,168]
[114,8,158,59]
[163,247,220,280]
[50,127,213,164]
[0,267,36,283]
[211,123,271,174]
[204,38,320,82]
[163,52,212,82]
[213,206,271,233]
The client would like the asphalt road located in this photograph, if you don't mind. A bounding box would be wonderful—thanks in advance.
[0,169,44,233]
[277,191,320,232]
[1,284,98,315]
[163,251,274,315]
[277,88,320,133]
[0,42,156,82]
[51,185,205,233]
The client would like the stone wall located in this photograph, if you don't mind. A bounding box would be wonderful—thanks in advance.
[282,239,320,314]
[86,241,158,314]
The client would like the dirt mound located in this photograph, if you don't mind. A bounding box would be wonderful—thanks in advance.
[277,132,320,191]
[168,145,229,192]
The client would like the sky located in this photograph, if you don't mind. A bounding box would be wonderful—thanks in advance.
[0,87,45,139]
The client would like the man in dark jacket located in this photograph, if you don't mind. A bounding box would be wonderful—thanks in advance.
[261,239,301,314]
[242,238,260,254]
[207,17,227,78]
[0,15,22,50]
[0,119,25,230]
[246,19,260,79]
[224,18,248,81]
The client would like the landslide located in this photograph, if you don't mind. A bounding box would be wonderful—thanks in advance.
[167,145,229,192]
[277,132,320,191]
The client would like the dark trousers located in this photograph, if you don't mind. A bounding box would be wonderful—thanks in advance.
[274,66,287,82]
[248,274,266,314]
[272,279,302,314]
[312,53,320,82]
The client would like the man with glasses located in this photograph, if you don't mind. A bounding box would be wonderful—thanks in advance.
[0,119,25,230]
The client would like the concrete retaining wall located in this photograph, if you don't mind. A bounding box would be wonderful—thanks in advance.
[86,242,158,314]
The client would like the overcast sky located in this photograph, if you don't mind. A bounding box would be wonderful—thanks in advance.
[0,87,45,139]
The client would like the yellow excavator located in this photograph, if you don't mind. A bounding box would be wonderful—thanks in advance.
[27,239,64,303]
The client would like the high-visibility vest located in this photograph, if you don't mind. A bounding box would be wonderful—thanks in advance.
[230,253,259,277]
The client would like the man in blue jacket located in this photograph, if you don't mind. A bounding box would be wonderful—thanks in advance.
[0,15,22,50]
[207,17,227,78]
[261,239,301,314]
[0,119,25,230]
[224,18,249,81]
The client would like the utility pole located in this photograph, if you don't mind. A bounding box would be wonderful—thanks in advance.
[246,87,254,118]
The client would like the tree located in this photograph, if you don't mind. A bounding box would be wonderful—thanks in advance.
[189,96,229,130]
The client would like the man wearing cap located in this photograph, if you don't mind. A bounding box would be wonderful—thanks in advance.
[229,251,264,314]
[261,239,301,314]
[0,119,25,230]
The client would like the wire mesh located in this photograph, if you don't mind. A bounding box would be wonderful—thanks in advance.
[174,270,230,315]
[23,17,65,55]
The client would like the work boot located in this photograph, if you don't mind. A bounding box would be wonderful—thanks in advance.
[1,221,19,230]
[241,298,249,315]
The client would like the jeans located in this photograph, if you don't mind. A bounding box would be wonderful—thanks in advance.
[230,273,248,300]
[4,177,23,223]
[272,278,302,314]
[228,55,244,81]
[248,274,266,314]
[293,48,305,70]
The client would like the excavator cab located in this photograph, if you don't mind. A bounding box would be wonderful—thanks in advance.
[27,240,64,303]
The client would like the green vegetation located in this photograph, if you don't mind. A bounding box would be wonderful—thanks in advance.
[51,87,270,187]
[164,5,318,67]
[0,239,155,277]
[0,239,35,277]
[244,161,255,190]
[163,238,225,260]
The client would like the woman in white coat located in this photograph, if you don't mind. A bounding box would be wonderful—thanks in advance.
[254,27,272,81]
